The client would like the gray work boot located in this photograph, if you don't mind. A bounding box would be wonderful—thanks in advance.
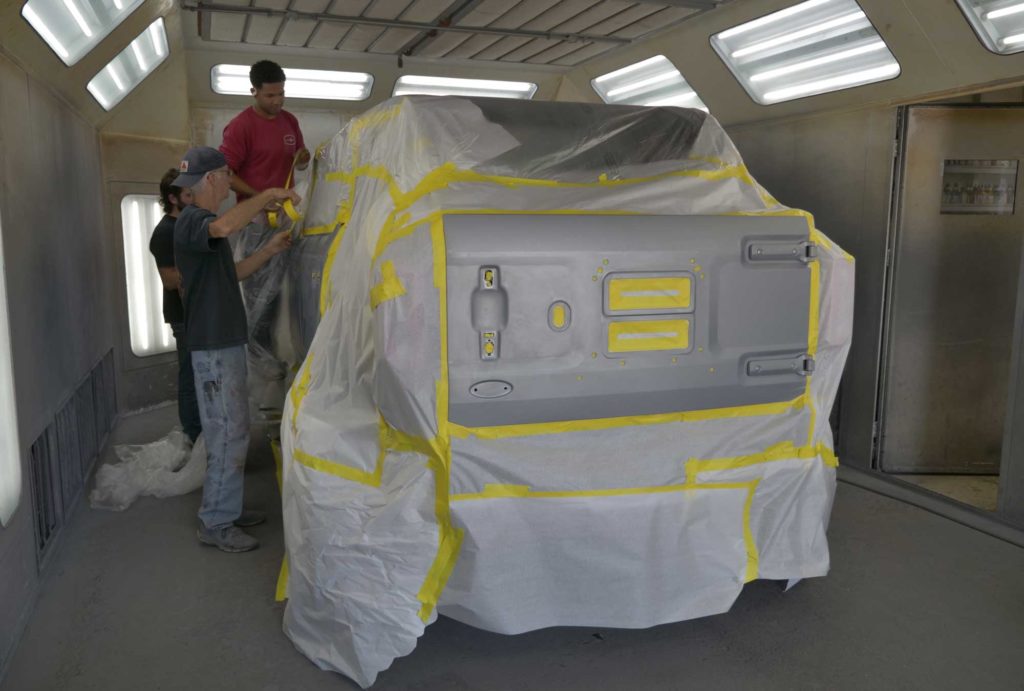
[234,509,266,527]
[197,525,260,553]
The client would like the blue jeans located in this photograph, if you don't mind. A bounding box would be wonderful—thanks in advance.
[171,323,202,443]
[192,346,250,530]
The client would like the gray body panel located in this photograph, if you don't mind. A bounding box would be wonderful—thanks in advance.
[445,214,812,427]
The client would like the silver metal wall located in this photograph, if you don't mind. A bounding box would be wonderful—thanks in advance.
[0,54,115,675]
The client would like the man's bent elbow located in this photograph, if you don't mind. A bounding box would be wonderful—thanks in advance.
[208,219,232,238]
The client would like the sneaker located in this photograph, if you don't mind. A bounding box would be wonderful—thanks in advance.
[234,509,267,527]
[197,525,260,553]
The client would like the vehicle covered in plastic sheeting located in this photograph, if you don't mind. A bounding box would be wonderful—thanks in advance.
[279,96,854,688]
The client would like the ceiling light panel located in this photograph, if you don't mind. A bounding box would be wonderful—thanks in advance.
[591,55,709,111]
[711,0,900,105]
[392,75,538,100]
[955,0,1024,54]
[211,64,374,101]
[21,0,146,66]
[86,18,168,111]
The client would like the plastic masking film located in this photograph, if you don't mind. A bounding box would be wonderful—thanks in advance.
[278,96,854,687]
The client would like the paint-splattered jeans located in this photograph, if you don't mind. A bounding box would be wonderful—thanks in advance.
[192,346,250,530]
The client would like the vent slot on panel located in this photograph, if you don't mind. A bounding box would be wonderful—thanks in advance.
[30,350,117,563]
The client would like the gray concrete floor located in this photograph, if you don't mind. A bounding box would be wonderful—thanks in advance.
[3,405,1024,691]
[896,474,1000,511]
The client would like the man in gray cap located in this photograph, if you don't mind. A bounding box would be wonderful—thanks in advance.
[173,146,299,552]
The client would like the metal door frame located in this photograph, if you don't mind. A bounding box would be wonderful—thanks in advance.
[872,103,1024,535]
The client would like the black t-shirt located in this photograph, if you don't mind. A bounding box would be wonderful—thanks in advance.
[148,214,185,325]
[174,205,248,351]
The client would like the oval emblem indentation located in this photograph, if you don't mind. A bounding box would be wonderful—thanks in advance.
[470,380,513,399]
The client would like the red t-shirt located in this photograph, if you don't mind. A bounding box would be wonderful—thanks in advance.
[219,107,305,202]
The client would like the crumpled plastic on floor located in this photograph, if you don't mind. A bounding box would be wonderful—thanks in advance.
[89,430,207,511]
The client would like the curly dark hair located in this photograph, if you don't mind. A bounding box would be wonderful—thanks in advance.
[159,168,184,214]
[250,60,286,89]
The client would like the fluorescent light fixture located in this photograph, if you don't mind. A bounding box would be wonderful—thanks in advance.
[0,208,22,527]
[593,55,666,84]
[131,39,147,71]
[988,2,1024,18]
[716,0,835,40]
[955,0,1024,53]
[591,55,710,112]
[62,0,92,38]
[210,64,374,101]
[762,62,900,102]
[392,75,537,99]
[87,18,169,111]
[121,195,175,357]
[712,0,900,105]
[749,41,886,82]
[730,10,868,59]
[22,0,146,66]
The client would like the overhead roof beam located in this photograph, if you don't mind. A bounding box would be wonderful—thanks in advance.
[399,0,489,58]
[632,0,722,9]
[181,2,632,46]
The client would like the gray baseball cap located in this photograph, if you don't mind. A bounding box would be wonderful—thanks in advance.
[172,146,228,187]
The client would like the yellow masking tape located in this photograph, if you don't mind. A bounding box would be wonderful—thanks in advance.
[289,353,313,434]
[270,440,288,601]
[450,395,805,441]
[684,440,838,484]
[551,304,567,329]
[608,319,690,353]
[413,217,465,622]
[293,446,384,486]
[370,260,407,309]
[608,276,691,312]
[276,558,290,602]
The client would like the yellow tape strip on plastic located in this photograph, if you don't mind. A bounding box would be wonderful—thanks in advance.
[270,440,289,602]
[365,161,777,261]
[268,153,304,229]
[608,318,690,354]
[608,276,691,312]
[450,396,804,441]
[416,217,465,622]
[293,446,384,486]
[289,353,313,434]
[684,440,839,484]
[370,260,407,309]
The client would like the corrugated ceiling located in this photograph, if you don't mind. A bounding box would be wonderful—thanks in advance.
[188,0,725,66]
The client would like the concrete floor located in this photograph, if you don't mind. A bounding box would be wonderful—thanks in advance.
[3,406,1024,691]
[896,474,1000,511]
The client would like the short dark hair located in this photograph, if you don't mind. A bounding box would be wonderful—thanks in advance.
[159,168,184,214]
[250,60,286,89]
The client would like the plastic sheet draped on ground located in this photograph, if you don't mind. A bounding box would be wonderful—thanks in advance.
[90,431,207,511]
[279,96,855,687]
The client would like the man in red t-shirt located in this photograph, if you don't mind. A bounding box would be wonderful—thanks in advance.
[219,60,309,384]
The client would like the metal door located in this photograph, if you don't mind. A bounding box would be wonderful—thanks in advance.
[880,106,1024,473]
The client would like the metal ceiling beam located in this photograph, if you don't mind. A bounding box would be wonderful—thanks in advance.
[631,0,722,9]
[399,0,489,58]
[181,2,632,46]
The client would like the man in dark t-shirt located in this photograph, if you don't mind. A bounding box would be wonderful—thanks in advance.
[149,169,201,443]
[172,146,297,553]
